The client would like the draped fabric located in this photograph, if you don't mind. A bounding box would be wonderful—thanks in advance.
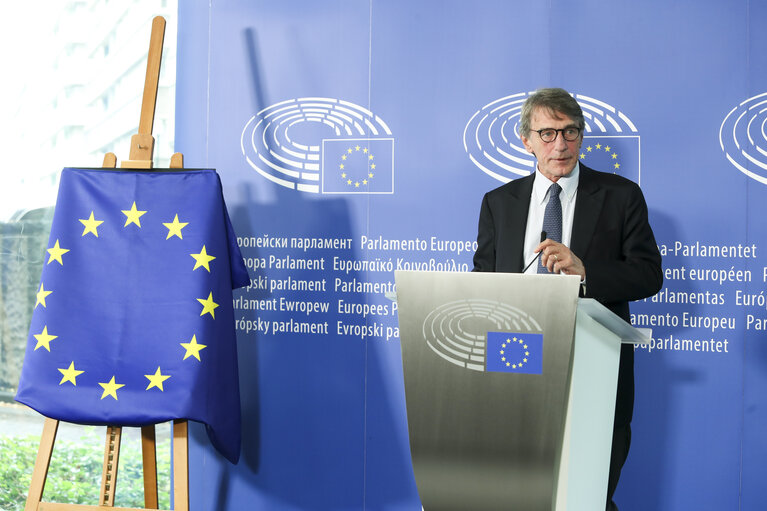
[16,168,249,463]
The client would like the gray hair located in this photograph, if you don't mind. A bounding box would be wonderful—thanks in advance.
[518,88,585,137]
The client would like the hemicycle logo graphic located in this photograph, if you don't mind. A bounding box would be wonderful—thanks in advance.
[464,92,641,184]
[241,98,394,194]
[719,92,767,185]
[422,298,542,372]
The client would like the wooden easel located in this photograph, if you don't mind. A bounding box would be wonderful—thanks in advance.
[25,16,189,511]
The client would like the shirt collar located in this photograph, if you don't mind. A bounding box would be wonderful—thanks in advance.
[533,161,580,204]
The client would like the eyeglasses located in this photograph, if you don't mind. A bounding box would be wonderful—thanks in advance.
[531,127,581,143]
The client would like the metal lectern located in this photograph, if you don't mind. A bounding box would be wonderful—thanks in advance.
[394,270,650,511]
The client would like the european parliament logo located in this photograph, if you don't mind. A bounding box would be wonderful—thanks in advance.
[421,298,543,372]
[463,92,642,185]
[719,92,767,186]
[240,97,395,194]
[485,332,543,374]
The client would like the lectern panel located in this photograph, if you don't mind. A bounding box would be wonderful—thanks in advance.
[395,271,580,511]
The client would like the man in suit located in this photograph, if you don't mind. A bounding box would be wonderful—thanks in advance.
[473,88,663,511]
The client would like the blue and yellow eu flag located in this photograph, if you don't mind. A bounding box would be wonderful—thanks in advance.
[579,136,640,184]
[321,138,394,194]
[15,168,249,463]
[485,331,543,374]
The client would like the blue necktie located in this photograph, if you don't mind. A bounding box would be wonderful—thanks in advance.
[538,183,562,273]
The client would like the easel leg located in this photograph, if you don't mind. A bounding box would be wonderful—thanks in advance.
[173,420,189,511]
[142,425,159,508]
[25,418,59,511]
[100,426,122,506]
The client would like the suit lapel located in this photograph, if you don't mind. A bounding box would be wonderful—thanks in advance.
[571,166,605,258]
[502,175,534,272]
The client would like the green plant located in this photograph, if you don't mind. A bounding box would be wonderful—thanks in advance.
[0,427,171,511]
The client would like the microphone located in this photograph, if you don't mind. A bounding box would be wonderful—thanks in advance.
[521,231,547,273]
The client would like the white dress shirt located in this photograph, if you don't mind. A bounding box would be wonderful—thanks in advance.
[522,162,580,274]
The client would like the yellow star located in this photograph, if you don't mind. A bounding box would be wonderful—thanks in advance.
[197,292,219,318]
[163,214,188,240]
[33,326,58,351]
[506,362,510,367]
[347,179,352,185]
[512,364,517,369]
[347,148,353,154]
[79,211,104,237]
[47,240,69,265]
[614,163,621,169]
[370,163,376,170]
[99,376,125,400]
[339,164,345,170]
[145,367,171,391]
[355,145,361,151]
[580,153,586,159]
[122,201,147,227]
[595,143,602,149]
[341,172,347,178]
[354,182,360,188]
[523,358,528,363]
[342,154,347,160]
[586,146,593,152]
[180,334,207,361]
[190,245,216,272]
[525,351,530,356]
[58,362,84,386]
[501,357,506,361]
[362,179,368,185]
[368,172,374,178]
[363,148,368,153]
[35,283,52,308]
[605,145,611,152]
[368,154,374,160]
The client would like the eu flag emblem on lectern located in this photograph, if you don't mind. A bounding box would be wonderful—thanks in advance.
[15,168,249,463]
[485,332,543,374]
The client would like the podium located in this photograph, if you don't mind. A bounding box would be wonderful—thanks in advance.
[394,270,649,511]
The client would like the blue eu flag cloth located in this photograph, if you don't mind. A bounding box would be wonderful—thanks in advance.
[485,331,543,374]
[15,168,249,463]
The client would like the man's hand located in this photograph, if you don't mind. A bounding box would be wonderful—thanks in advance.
[535,239,586,281]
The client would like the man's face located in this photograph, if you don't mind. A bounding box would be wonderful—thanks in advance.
[520,107,582,182]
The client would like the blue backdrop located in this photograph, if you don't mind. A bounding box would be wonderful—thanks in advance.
[175,1,767,509]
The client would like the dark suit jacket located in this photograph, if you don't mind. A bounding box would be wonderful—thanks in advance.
[473,164,663,426]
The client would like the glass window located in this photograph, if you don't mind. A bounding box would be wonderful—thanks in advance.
[0,2,177,508]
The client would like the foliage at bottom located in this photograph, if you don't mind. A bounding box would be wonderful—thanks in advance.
[0,427,171,511]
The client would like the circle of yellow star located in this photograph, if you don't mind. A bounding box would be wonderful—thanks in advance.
[145,367,171,391]
[47,240,70,265]
[79,211,104,237]
[33,326,58,352]
[180,334,207,361]
[190,245,216,272]
[197,292,219,318]
[58,362,84,386]
[163,214,189,240]
[99,376,125,400]
[35,283,52,309]
[122,201,147,227]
